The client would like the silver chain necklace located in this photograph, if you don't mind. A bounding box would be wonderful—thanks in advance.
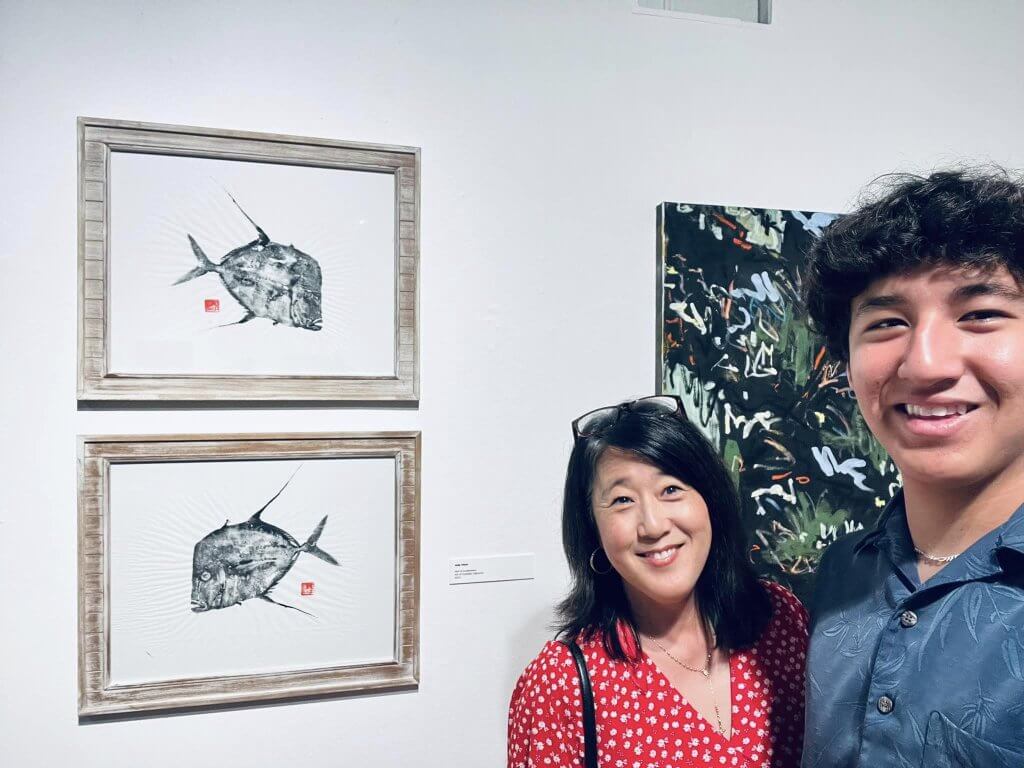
[647,634,726,737]
[913,545,962,564]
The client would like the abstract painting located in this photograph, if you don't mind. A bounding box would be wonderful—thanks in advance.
[77,432,420,716]
[657,202,900,600]
[77,117,419,401]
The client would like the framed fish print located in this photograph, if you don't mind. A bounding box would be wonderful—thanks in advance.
[77,432,420,716]
[77,117,419,401]
[656,202,896,602]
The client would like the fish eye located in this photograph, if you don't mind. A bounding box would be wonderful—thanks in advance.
[201,571,212,582]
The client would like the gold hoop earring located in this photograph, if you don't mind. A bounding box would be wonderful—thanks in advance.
[589,548,612,575]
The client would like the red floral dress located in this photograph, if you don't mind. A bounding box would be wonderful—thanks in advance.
[508,581,807,768]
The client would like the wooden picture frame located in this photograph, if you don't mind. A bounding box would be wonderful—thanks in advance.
[78,432,420,716]
[77,117,419,402]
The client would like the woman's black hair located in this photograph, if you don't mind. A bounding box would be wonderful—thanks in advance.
[803,166,1024,362]
[554,405,771,660]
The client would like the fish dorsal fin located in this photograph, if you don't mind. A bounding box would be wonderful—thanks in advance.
[224,190,270,245]
[250,465,302,522]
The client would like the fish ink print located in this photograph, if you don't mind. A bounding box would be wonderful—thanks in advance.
[190,469,338,618]
[175,193,324,332]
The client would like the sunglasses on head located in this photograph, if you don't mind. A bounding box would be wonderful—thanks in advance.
[571,395,685,440]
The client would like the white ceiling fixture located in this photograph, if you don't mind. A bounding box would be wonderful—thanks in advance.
[634,0,772,26]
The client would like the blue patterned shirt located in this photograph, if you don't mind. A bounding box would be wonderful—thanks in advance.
[803,492,1024,768]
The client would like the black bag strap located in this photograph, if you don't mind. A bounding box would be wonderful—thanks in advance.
[563,640,598,768]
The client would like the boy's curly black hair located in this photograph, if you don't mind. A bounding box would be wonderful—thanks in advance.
[803,167,1024,361]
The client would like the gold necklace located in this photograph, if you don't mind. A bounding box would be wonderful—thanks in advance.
[650,637,711,676]
[648,634,726,737]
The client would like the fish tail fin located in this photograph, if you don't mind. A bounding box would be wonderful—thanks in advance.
[302,515,339,565]
[174,235,217,284]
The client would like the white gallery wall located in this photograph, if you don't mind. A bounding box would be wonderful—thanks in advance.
[2,1,1023,765]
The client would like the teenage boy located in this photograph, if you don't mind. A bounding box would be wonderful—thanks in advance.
[800,169,1024,767]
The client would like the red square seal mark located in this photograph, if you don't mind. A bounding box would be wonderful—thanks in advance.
[301,582,315,597]
[205,299,220,313]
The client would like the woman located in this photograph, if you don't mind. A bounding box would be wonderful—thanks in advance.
[508,396,807,768]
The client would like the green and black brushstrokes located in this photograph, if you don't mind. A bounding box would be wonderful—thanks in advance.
[658,203,900,601]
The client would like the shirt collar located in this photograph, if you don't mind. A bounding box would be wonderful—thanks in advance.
[995,502,1024,558]
[853,489,1024,567]
[853,489,906,555]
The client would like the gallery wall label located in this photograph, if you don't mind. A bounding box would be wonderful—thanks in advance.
[448,554,535,585]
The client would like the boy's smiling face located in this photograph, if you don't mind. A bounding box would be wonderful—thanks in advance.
[846,263,1024,490]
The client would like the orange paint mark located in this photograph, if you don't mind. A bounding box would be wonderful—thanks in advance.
[813,345,826,371]
[796,476,811,485]
[771,472,792,481]
[722,296,732,319]
[732,237,752,251]
[748,544,761,565]
[713,213,738,230]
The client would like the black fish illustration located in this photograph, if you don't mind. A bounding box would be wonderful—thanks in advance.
[190,471,338,616]
[175,195,323,331]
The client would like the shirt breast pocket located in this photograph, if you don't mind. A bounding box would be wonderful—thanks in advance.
[922,711,1024,768]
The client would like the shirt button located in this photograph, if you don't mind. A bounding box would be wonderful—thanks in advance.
[899,610,918,628]
[877,695,895,715]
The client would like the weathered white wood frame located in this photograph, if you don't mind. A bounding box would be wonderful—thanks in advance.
[77,117,420,401]
[78,432,421,716]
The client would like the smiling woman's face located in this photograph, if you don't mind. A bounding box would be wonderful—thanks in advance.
[591,448,712,616]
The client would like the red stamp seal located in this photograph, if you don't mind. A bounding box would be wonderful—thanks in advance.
[205,299,220,313]
[301,582,315,596]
